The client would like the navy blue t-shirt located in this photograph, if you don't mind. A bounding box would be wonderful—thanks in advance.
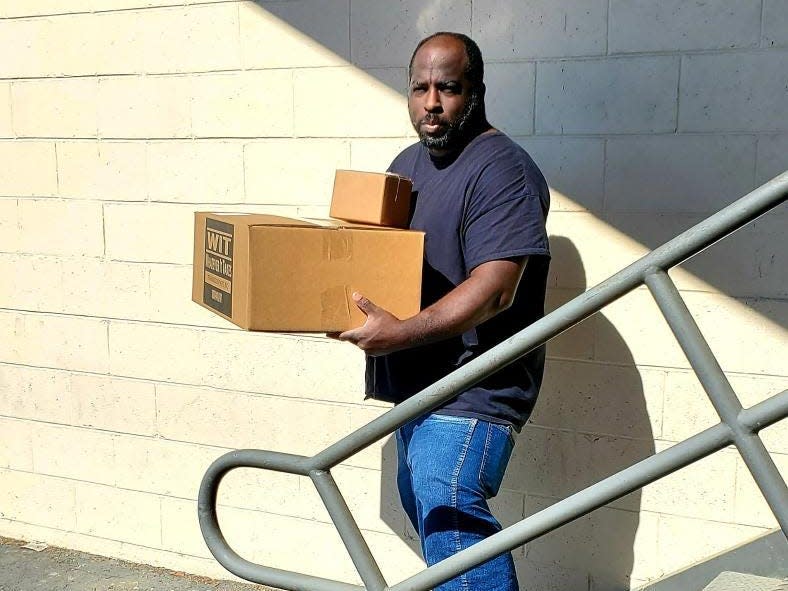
[365,130,551,429]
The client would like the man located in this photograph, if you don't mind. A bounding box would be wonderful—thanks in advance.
[337,32,550,591]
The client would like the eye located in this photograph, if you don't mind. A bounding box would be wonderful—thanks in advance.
[410,83,427,95]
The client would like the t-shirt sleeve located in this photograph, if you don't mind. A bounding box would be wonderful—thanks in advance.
[462,154,550,273]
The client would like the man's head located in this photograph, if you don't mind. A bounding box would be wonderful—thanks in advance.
[407,32,488,155]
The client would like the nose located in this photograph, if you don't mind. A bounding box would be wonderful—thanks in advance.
[424,87,442,113]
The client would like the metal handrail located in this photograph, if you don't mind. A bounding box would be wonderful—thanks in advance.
[198,170,788,591]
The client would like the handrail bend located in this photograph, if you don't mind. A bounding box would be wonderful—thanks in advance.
[199,170,788,591]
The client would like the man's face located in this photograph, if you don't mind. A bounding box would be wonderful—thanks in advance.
[408,37,480,154]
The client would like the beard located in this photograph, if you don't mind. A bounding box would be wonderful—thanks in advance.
[414,90,484,152]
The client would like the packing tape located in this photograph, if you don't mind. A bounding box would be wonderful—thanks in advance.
[323,230,352,261]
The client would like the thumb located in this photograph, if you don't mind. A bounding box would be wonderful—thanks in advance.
[352,292,379,316]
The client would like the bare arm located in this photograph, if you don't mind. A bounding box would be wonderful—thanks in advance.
[336,257,528,356]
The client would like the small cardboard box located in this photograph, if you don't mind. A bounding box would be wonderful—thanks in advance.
[330,169,413,228]
[192,212,424,332]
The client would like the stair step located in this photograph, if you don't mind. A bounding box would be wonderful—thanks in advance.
[702,571,788,591]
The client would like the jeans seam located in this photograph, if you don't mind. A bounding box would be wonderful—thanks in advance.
[450,418,475,591]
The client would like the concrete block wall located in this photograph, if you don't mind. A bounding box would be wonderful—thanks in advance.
[0,1,786,590]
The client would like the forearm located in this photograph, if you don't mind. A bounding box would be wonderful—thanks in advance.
[337,258,527,356]
[398,271,515,348]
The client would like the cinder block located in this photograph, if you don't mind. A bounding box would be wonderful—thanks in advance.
[546,211,651,288]
[92,11,145,75]
[682,292,787,377]
[137,4,240,74]
[114,435,218,498]
[516,558,590,591]
[474,0,606,60]
[0,142,57,196]
[60,258,151,319]
[0,83,11,137]
[349,138,416,173]
[680,52,788,132]
[0,18,51,78]
[147,141,244,203]
[504,427,586,498]
[0,364,75,425]
[220,466,317,521]
[215,503,360,582]
[57,141,147,201]
[534,359,664,441]
[191,70,294,138]
[332,464,403,535]
[361,67,408,97]
[160,496,212,558]
[484,62,535,136]
[605,135,757,214]
[31,423,116,485]
[0,254,62,312]
[639,443,737,521]
[522,493,596,568]
[544,288,597,360]
[155,382,353,456]
[609,0,760,53]
[1,311,109,374]
[70,374,157,436]
[733,452,788,527]
[656,514,765,576]
[350,0,471,67]
[244,139,350,206]
[109,321,201,383]
[294,67,410,137]
[756,134,788,184]
[0,468,77,530]
[104,202,194,263]
[195,329,364,402]
[147,263,231,328]
[603,209,787,300]
[594,507,660,584]
[593,289,695,370]
[18,198,104,256]
[98,75,191,139]
[74,481,161,547]
[0,199,19,252]
[663,370,788,453]
[764,0,788,47]
[240,0,349,69]
[536,57,679,134]
[518,137,604,213]
[0,418,34,470]
[347,405,395,471]
[13,78,99,138]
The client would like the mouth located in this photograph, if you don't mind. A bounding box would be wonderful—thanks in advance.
[420,118,446,134]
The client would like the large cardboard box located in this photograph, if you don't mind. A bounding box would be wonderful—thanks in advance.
[330,169,413,228]
[192,212,424,332]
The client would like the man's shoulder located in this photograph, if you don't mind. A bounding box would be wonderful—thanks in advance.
[388,141,424,173]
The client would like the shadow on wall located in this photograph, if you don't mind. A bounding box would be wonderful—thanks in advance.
[378,237,655,590]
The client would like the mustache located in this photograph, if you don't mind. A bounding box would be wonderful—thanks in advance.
[420,115,445,125]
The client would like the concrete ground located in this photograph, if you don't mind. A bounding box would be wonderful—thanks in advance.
[0,537,279,591]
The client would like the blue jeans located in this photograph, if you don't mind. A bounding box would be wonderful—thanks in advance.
[396,413,518,591]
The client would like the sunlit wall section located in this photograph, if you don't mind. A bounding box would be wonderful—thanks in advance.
[0,2,786,590]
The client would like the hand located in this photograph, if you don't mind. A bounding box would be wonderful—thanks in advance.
[333,292,407,356]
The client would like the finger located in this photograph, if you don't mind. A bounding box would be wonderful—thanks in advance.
[337,328,360,343]
[352,291,380,316]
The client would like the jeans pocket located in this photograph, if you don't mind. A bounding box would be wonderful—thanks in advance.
[478,423,514,498]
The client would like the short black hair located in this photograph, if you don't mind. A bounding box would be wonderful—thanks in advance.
[408,32,484,90]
